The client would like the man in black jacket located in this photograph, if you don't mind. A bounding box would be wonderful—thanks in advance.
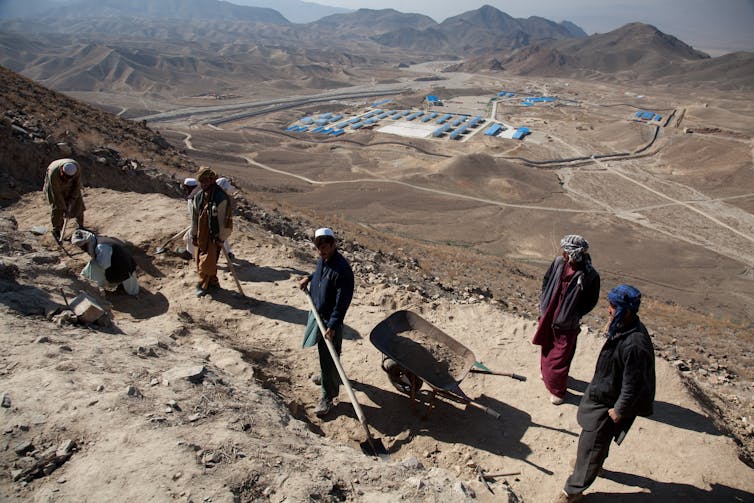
[557,284,655,502]
[299,227,354,418]
[533,234,600,405]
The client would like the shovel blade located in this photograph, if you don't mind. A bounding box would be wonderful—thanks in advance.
[360,436,389,460]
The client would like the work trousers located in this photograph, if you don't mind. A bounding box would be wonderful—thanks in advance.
[564,414,615,495]
[196,240,221,290]
[50,202,84,235]
[316,325,343,400]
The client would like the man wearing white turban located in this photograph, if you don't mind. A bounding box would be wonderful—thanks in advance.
[215,177,236,259]
[43,158,85,242]
[71,229,139,296]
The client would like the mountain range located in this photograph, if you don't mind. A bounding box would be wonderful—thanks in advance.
[1,1,753,95]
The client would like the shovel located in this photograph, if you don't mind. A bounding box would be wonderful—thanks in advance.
[59,217,69,243]
[155,225,191,254]
[303,288,389,459]
[222,246,245,297]
[470,361,527,381]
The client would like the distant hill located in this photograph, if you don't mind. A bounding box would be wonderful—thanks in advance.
[559,21,587,38]
[230,0,349,23]
[0,0,58,19]
[446,22,754,89]
[352,5,584,55]
[311,8,437,36]
[0,63,191,199]
[38,0,290,24]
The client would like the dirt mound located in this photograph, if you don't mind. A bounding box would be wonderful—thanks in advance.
[421,153,560,202]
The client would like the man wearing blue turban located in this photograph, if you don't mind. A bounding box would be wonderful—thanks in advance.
[556,284,656,502]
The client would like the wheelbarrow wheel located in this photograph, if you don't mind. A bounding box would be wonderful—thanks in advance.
[382,358,423,396]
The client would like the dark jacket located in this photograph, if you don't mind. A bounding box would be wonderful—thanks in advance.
[539,255,600,331]
[97,237,136,284]
[309,250,354,330]
[578,317,655,440]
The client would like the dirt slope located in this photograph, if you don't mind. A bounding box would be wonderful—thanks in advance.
[1,188,752,502]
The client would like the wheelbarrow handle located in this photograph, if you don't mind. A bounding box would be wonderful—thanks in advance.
[470,368,527,382]
[466,400,502,420]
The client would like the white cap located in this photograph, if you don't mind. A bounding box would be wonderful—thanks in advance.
[184,177,198,187]
[216,177,233,192]
[314,227,334,239]
[62,162,78,176]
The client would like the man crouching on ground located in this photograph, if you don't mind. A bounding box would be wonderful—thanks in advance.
[191,167,233,297]
[299,228,354,417]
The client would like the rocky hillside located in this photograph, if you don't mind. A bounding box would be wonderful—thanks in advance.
[1,64,753,502]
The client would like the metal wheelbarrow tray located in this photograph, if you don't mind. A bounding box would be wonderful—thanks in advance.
[370,310,503,419]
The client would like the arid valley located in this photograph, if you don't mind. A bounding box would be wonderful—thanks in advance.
[1,1,753,501]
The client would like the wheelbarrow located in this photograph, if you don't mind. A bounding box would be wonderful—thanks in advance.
[370,310,525,420]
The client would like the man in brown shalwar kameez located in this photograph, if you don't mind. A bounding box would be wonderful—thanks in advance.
[43,158,85,243]
[190,167,232,297]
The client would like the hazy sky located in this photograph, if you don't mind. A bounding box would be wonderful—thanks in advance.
[317,0,754,52]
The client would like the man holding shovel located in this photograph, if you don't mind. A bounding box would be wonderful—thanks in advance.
[43,158,85,243]
[299,227,354,417]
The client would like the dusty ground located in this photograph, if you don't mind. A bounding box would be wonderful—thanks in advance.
[1,187,753,502]
[156,70,754,389]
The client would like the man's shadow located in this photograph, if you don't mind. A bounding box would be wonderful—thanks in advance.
[223,257,306,284]
[348,379,575,475]
[107,286,169,319]
[567,377,722,436]
[585,469,754,502]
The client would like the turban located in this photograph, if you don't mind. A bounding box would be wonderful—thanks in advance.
[62,162,78,176]
[560,234,589,263]
[196,166,217,182]
[607,284,642,337]
[216,177,233,192]
[71,229,96,257]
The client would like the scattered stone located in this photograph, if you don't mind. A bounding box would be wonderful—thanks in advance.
[188,414,201,422]
[406,476,425,490]
[14,440,33,456]
[398,457,424,471]
[163,365,206,384]
[60,345,73,352]
[17,424,30,432]
[454,480,475,498]
[1,392,10,408]
[167,400,181,411]
[149,378,159,386]
[672,360,690,372]
[136,346,158,358]
[95,385,104,392]
[172,472,182,481]
[126,386,144,399]
[69,292,107,324]
[11,441,75,482]
[57,477,67,484]
[35,336,50,344]
[57,439,75,457]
